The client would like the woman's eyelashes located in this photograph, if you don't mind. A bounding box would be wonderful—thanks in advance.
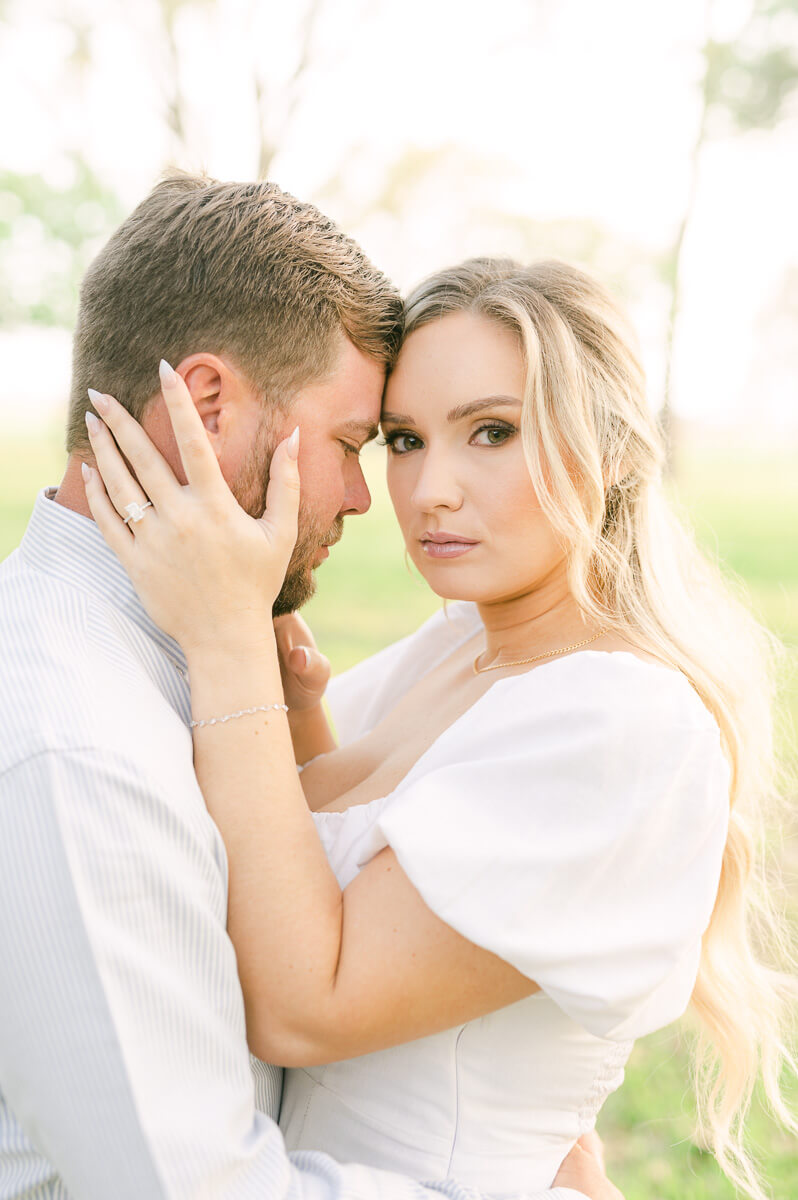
[378,421,517,455]
[378,430,423,454]
[471,421,516,447]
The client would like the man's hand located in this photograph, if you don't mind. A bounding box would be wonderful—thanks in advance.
[553,1130,625,1200]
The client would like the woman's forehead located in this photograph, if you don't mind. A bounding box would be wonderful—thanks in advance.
[385,313,524,417]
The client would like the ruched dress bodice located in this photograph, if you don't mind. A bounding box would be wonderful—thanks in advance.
[279,604,730,1194]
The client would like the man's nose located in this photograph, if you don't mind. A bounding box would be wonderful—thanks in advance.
[341,461,372,516]
[410,448,463,513]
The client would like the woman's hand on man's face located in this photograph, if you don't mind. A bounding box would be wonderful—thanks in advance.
[81,359,301,657]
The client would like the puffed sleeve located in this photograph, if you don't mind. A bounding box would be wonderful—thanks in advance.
[368,653,730,1042]
[327,603,481,744]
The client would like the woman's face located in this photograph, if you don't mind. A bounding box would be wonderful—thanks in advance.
[382,311,567,605]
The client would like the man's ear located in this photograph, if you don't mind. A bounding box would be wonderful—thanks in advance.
[178,355,230,435]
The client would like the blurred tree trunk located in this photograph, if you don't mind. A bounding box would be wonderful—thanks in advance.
[254,0,326,179]
[661,0,798,474]
[161,1,191,153]
[660,0,714,476]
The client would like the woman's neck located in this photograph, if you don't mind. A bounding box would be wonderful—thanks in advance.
[474,577,594,669]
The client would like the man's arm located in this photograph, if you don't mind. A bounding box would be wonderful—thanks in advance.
[0,747,593,1200]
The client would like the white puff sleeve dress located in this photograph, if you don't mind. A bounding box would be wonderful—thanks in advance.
[279,603,730,1196]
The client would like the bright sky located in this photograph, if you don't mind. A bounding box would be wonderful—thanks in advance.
[1,0,796,435]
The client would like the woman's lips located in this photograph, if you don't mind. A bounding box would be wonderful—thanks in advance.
[420,536,479,559]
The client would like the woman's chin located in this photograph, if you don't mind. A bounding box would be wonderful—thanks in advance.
[418,573,493,605]
[408,549,497,604]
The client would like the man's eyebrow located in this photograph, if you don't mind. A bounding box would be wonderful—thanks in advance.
[338,419,380,443]
[381,396,522,426]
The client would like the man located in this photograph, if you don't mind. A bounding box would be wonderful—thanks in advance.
[0,172,620,1200]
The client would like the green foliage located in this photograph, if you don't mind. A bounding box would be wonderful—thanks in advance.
[704,0,798,132]
[0,158,122,328]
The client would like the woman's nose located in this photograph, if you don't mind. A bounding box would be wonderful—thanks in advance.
[410,450,463,512]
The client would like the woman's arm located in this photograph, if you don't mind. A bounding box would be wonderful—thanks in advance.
[81,367,539,1065]
[187,634,539,1066]
[289,702,337,767]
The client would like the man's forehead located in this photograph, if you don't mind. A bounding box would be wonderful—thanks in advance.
[312,345,384,420]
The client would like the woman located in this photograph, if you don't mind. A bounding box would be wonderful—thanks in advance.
[81,258,795,1198]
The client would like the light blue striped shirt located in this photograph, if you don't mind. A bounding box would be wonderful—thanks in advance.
[0,487,587,1200]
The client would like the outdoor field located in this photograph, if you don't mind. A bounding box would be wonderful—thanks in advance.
[1,431,796,1199]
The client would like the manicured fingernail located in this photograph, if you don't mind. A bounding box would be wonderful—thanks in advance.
[85,411,102,434]
[300,646,311,669]
[81,462,92,483]
[286,426,300,460]
[159,359,177,388]
[87,388,109,414]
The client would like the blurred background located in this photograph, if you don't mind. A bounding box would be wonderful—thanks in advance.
[1,0,796,1195]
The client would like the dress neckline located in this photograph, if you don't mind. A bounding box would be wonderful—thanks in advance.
[314,628,690,823]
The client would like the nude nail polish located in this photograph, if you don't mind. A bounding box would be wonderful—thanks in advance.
[87,388,109,413]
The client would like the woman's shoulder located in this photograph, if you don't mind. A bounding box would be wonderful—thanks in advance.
[483,648,721,740]
[372,647,730,1042]
[417,648,729,820]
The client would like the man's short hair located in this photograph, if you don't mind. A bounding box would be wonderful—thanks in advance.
[66,171,403,453]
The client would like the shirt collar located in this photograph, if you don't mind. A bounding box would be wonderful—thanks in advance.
[19,487,188,677]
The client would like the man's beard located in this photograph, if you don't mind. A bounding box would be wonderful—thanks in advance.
[232,414,342,616]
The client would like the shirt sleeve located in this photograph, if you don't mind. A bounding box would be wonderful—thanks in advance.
[372,656,731,1042]
[0,747,581,1200]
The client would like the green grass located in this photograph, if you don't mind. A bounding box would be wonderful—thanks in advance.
[2,431,796,1199]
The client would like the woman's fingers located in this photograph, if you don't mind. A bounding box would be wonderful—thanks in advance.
[81,462,135,563]
[84,406,157,524]
[86,388,180,511]
[258,426,301,555]
[287,645,330,691]
[157,360,227,495]
[274,614,330,710]
[274,612,318,653]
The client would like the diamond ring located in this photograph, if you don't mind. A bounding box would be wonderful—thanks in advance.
[122,500,154,525]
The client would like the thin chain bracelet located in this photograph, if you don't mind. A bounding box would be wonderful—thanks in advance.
[190,703,289,729]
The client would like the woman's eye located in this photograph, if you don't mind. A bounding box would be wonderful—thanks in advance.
[471,423,515,447]
[379,431,423,454]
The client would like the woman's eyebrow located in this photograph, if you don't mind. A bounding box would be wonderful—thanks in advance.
[447,396,521,422]
[381,396,521,426]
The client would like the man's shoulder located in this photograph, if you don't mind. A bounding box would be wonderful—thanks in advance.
[0,559,189,777]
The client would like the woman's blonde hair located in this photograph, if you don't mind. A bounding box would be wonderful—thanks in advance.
[403,257,797,1199]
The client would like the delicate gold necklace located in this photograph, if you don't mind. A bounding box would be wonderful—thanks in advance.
[473,630,605,675]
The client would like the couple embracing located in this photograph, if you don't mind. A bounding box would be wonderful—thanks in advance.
[0,172,792,1200]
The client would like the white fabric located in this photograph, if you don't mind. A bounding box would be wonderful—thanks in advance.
[280,603,730,1194]
[0,490,583,1200]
